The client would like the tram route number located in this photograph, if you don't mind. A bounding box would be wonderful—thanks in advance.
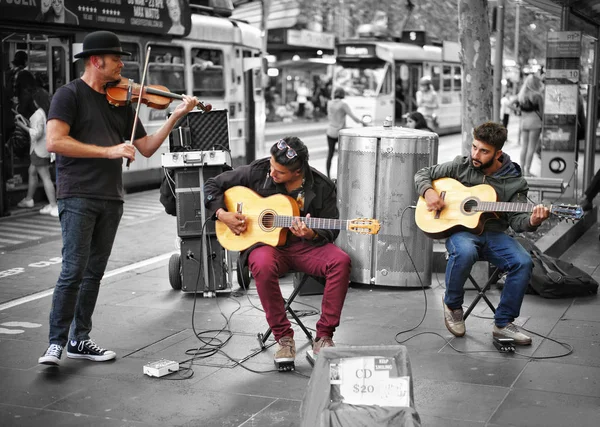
[0,257,62,279]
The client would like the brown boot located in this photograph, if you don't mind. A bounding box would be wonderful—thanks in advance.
[312,336,334,357]
[274,336,296,371]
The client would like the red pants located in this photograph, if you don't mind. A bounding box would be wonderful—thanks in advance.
[248,240,351,341]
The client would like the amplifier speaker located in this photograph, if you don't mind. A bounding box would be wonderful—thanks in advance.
[174,166,227,237]
[169,109,229,152]
[180,237,228,292]
[294,272,325,296]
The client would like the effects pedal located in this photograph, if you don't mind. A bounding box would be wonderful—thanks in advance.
[493,337,515,353]
[143,359,179,377]
[274,359,295,372]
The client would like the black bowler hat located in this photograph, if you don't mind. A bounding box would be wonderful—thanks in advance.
[74,30,131,59]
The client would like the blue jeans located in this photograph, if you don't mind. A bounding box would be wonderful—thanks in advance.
[49,197,123,346]
[444,231,533,327]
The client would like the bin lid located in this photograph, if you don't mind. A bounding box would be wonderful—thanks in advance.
[339,126,436,139]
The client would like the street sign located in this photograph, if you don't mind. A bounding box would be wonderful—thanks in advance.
[0,0,192,37]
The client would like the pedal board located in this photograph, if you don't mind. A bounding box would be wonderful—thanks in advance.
[143,359,179,377]
[493,337,515,353]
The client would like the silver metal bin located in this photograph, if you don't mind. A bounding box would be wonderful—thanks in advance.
[335,126,438,287]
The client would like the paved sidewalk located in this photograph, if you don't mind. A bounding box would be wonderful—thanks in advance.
[1,216,598,426]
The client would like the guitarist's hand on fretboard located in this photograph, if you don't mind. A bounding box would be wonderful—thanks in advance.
[529,204,551,227]
[290,213,316,240]
[216,208,247,236]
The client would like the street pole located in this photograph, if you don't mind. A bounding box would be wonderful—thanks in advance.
[514,0,520,95]
[583,29,599,192]
[493,0,505,122]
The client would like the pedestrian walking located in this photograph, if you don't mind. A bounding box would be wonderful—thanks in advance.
[517,75,544,176]
[416,76,439,129]
[325,88,361,178]
[38,30,199,366]
[500,90,516,130]
[296,81,309,118]
[15,87,58,216]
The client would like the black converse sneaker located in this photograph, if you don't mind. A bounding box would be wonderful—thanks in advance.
[67,339,116,362]
[38,344,63,365]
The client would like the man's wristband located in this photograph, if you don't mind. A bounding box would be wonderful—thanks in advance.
[312,231,320,241]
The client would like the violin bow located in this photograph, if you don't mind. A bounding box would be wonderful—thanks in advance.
[126,46,151,167]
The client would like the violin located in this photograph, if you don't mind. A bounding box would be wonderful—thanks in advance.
[104,78,212,112]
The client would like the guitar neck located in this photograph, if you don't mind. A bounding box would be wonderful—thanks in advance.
[475,202,539,213]
[275,216,349,230]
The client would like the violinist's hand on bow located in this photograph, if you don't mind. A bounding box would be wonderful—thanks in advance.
[107,143,136,162]
[173,95,199,117]
[290,213,315,239]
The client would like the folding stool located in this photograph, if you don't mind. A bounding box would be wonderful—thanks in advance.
[463,264,502,320]
[257,272,315,350]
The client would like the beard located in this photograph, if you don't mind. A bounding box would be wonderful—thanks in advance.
[471,156,496,171]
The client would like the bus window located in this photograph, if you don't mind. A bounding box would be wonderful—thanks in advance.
[443,65,452,92]
[147,45,185,94]
[191,48,225,97]
[453,65,462,91]
[120,42,140,82]
[334,60,387,97]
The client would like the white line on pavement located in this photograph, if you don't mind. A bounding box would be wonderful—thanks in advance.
[0,251,176,312]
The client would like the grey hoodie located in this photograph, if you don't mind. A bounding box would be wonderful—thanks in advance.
[414,154,539,233]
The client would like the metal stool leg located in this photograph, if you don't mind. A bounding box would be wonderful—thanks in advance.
[463,267,501,320]
[257,273,315,349]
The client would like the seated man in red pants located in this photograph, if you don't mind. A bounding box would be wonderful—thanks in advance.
[204,136,352,370]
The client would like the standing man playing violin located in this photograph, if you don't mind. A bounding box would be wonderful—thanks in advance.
[204,137,352,370]
[414,121,550,345]
[38,31,198,366]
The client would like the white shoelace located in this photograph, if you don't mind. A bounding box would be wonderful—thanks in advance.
[503,324,520,333]
[46,344,62,357]
[79,340,105,353]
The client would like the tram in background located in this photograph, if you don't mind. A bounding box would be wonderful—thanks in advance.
[334,30,462,135]
[0,0,264,215]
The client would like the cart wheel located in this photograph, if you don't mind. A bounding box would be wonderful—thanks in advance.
[237,259,251,290]
[169,253,182,290]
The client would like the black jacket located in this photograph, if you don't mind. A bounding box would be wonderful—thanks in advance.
[204,157,339,263]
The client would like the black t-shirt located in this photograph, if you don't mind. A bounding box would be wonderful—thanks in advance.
[48,79,146,201]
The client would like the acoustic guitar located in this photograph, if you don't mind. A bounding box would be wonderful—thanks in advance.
[215,186,380,251]
[415,177,583,239]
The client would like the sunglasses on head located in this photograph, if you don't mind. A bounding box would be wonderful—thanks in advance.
[276,139,297,159]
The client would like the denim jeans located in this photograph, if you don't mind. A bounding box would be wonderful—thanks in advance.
[49,197,123,345]
[444,231,533,327]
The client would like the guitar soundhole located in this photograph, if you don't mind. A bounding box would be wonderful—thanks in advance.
[260,211,276,231]
[463,199,478,215]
